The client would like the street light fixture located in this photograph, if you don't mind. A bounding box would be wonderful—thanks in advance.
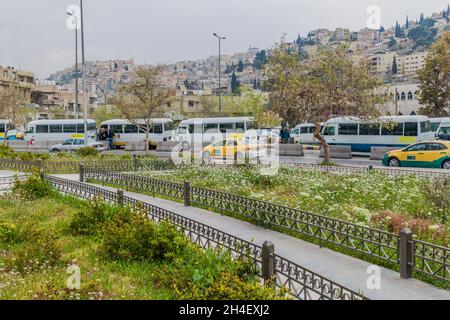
[66,11,79,119]
[213,33,226,116]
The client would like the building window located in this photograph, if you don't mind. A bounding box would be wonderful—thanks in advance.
[188,100,194,108]
[408,92,413,100]
[401,92,406,101]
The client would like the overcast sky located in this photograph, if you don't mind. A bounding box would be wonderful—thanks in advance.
[0,0,448,78]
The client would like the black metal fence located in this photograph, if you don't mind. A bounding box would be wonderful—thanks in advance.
[0,158,174,174]
[0,174,27,192]
[44,174,366,300]
[282,162,450,180]
[83,167,449,285]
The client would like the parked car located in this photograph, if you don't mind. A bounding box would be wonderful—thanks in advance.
[49,139,106,153]
[382,141,450,169]
[202,138,269,163]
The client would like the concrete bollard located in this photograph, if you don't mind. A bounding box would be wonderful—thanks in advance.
[79,164,85,182]
[183,181,191,207]
[117,189,125,206]
[399,228,413,279]
[262,241,275,284]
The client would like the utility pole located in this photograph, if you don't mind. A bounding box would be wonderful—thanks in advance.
[80,0,88,146]
[213,33,226,116]
[66,11,79,119]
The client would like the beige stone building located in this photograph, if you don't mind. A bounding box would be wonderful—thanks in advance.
[0,66,35,102]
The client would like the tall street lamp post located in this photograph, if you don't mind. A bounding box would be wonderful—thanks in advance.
[213,33,226,116]
[66,11,79,119]
[80,0,88,146]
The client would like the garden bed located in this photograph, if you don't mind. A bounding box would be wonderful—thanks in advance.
[0,176,283,300]
[144,166,449,244]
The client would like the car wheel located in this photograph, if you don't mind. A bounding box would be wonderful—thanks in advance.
[442,160,450,170]
[182,141,191,151]
[236,152,245,163]
[388,157,401,167]
[51,148,60,153]
[202,151,212,164]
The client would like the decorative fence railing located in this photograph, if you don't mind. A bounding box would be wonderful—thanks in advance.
[282,162,450,180]
[0,174,27,192]
[83,167,449,286]
[0,158,174,174]
[44,174,366,300]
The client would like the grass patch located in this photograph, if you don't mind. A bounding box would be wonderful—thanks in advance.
[0,176,286,300]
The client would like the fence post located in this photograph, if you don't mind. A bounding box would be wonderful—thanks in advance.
[79,164,85,183]
[262,241,275,284]
[184,181,190,207]
[117,189,124,206]
[399,228,413,279]
[133,155,139,171]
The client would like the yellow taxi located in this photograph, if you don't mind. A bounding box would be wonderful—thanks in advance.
[383,141,450,169]
[202,138,266,163]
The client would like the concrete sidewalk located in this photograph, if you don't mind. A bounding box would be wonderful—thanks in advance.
[53,173,450,300]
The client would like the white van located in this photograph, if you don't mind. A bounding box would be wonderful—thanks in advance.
[293,123,324,144]
[322,116,436,152]
[25,119,97,141]
[174,117,254,150]
[99,119,174,147]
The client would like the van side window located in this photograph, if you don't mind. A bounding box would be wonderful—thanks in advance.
[382,123,404,136]
[203,123,219,133]
[300,127,308,134]
[323,126,336,136]
[235,123,245,132]
[63,124,76,133]
[154,123,163,134]
[36,125,49,133]
[359,124,380,136]
[404,122,418,136]
[50,125,63,133]
[338,124,358,135]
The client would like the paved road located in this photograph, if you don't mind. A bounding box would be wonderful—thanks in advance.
[52,173,450,300]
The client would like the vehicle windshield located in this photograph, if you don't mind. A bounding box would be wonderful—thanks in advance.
[26,127,34,134]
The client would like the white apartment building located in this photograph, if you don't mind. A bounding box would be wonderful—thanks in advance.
[369,51,428,77]
[398,51,428,76]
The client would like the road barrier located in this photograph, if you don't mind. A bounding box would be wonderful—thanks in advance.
[278,144,305,157]
[370,147,400,160]
[83,167,450,286]
[156,141,179,152]
[43,174,366,300]
[319,145,352,159]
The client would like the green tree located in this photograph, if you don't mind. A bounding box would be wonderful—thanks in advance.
[417,32,450,117]
[93,105,122,125]
[253,50,268,70]
[264,44,385,162]
[114,65,172,153]
[389,37,397,47]
[237,60,245,72]
[230,72,240,95]
[392,56,398,74]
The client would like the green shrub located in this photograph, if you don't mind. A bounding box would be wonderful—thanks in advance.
[100,210,191,262]
[194,272,288,300]
[0,222,18,244]
[6,228,62,273]
[76,147,99,157]
[0,144,16,159]
[69,197,117,236]
[13,172,52,201]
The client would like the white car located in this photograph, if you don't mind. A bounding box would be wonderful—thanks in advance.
[49,138,106,152]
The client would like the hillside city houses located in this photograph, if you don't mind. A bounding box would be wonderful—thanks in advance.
[1,9,449,126]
